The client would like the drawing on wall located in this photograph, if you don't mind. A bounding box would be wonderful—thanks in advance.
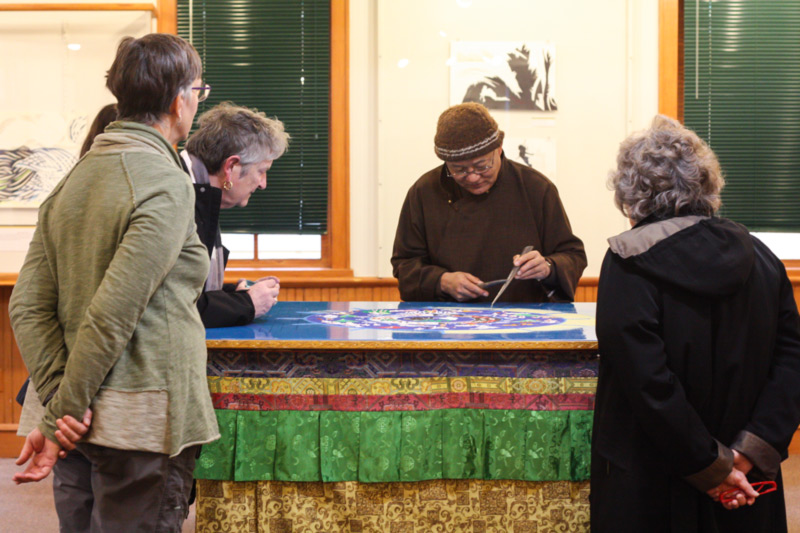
[0,146,76,206]
[504,136,557,181]
[0,114,85,207]
[0,9,151,210]
[450,42,557,111]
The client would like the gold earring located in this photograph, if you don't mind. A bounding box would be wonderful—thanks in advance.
[222,180,233,191]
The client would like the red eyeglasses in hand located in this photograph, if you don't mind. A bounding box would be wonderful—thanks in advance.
[719,481,777,504]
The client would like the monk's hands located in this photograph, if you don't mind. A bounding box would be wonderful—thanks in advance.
[439,272,488,302]
[706,451,758,510]
[514,249,551,281]
[13,428,60,484]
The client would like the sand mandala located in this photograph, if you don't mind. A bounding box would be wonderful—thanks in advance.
[304,307,593,334]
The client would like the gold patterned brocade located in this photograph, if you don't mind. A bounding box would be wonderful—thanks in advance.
[196,478,590,532]
[206,376,597,396]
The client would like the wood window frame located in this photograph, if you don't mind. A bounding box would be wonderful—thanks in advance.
[658,0,799,278]
[159,0,352,281]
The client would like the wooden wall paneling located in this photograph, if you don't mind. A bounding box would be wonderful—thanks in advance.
[306,288,322,301]
[1,286,25,456]
[383,286,401,301]
[1,288,8,422]
[658,0,681,120]
[156,0,176,34]
[329,0,350,272]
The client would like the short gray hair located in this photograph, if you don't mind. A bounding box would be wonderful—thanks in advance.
[186,102,290,174]
[608,115,724,223]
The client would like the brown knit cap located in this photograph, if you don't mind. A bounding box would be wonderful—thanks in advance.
[434,103,504,162]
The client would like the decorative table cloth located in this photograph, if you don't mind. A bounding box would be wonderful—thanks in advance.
[197,302,598,532]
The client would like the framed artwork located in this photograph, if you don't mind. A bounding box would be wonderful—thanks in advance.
[450,41,558,112]
[0,9,151,209]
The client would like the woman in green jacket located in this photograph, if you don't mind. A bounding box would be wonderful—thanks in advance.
[10,33,219,532]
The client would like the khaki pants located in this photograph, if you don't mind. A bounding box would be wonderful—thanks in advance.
[52,443,198,533]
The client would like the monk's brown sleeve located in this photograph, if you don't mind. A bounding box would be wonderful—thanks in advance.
[391,188,447,301]
[538,183,587,301]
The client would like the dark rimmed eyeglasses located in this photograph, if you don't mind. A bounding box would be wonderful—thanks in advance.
[445,156,495,179]
[192,84,212,102]
[719,481,777,504]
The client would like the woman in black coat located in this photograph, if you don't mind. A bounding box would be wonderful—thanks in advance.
[181,102,289,328]
[591,115,800,532]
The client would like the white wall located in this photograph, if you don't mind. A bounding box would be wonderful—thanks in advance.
[350,0,660,277]
[0,1,659,276]
[0,2,154,272]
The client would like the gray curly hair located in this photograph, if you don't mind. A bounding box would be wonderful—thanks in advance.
[608,115,724,223]
[186,102,290,174]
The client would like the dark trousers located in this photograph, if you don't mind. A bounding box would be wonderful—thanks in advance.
[52,443,198,533]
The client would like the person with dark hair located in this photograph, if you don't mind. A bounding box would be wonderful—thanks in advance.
[10,33,218,532]
[79,103,118,157]
[182,102,289,328]
[591,115,800,532]
[392,102,586,303]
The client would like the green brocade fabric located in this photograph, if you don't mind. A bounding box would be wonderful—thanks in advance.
[196,409,592,483]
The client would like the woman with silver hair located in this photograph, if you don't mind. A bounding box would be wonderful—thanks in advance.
[591,115,800,532]
[10,34,218,532]
[182,102,290,327]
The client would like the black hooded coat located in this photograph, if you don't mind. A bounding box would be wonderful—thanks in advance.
[591,215,800,533]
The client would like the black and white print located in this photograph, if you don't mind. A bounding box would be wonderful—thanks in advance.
[451,42,558,112]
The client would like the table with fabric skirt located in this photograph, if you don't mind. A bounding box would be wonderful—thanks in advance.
[196,301,598,532]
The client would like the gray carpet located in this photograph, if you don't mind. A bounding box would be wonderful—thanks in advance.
[0,456,798,532]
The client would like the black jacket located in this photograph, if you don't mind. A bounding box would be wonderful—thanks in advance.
[591,216,800,533]
[193,183,255,328]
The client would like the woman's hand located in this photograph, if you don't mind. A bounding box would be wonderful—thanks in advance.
[248,278,280,317]
[706,458,759,510]
[13,428,61,484]
[54,408,93,457]
[732,449,754,476]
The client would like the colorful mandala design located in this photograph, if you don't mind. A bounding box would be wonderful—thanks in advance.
[304,307,581,332]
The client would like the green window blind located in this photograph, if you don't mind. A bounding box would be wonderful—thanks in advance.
[684,0,800,232]
[177,0,330,234]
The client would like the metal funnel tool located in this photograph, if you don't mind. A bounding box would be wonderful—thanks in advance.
[490,245,534,307]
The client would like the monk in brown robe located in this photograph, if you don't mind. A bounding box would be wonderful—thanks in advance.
[391,102,586,303]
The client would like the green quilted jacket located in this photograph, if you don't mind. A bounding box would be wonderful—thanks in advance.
[10,121,219,456]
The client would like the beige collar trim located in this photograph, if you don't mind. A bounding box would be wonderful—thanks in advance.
[608,216,709,258]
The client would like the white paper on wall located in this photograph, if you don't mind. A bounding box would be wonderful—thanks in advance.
[504,136,557,182]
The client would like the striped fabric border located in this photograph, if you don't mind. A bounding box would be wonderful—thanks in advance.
[207,350,598,379]
[206,375,597,396]
[210,392,595,411]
